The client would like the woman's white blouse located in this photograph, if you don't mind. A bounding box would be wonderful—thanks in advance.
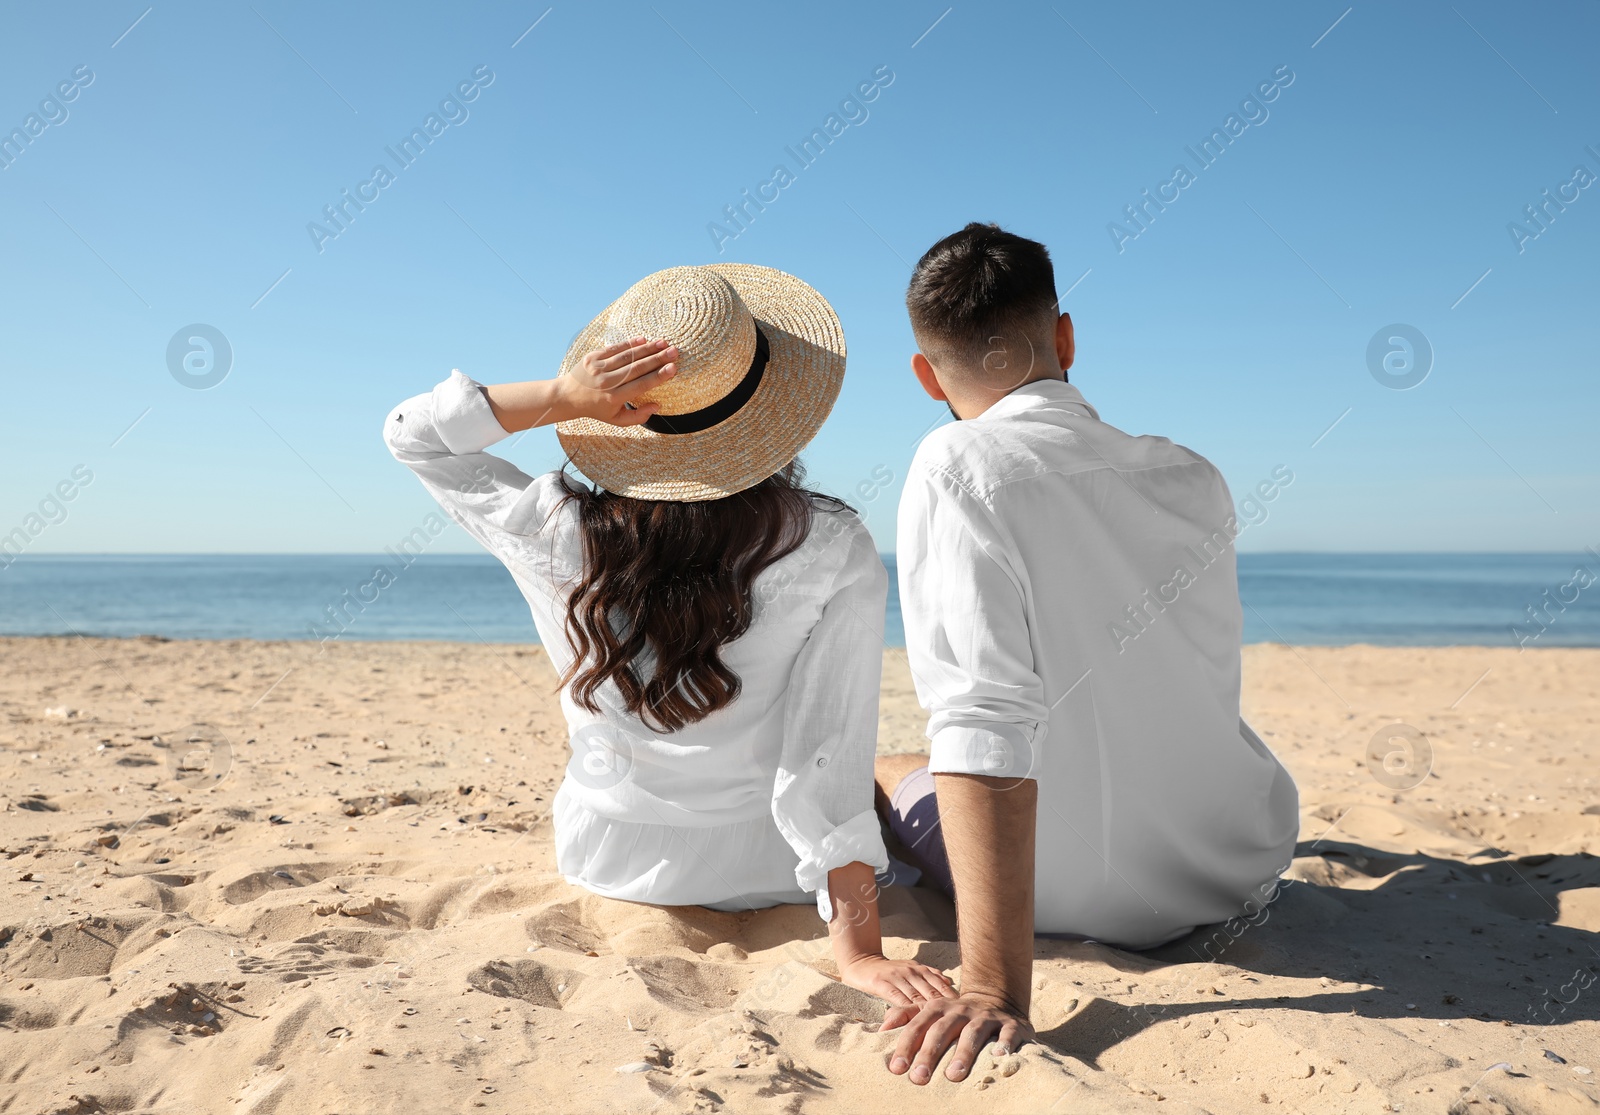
[384,370,889,918]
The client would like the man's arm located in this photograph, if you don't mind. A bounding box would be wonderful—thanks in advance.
[888,461,1049,1085]
[883,772,1036,1084]
[937,771,1037,1016]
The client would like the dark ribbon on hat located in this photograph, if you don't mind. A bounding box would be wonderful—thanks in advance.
[644,325,770,435]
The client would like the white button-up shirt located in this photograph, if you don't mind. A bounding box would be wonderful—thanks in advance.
[385,371,889,918]
[897,378,1299,948]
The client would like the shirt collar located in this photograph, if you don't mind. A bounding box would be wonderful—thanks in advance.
[977,377,1099,423]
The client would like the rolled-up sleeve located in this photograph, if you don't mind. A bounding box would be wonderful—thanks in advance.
[769,513,891,919]
[897,462,1050,781]
[383,369,557,560]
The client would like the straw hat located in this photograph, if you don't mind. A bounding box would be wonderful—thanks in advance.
[555,264,846,502]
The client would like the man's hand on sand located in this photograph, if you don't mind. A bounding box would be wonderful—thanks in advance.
[881,992,1034,1085]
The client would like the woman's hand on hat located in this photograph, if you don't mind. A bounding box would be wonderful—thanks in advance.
[480,339,677,433]
[559,337,678,426]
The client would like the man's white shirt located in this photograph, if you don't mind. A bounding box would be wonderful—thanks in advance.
[897,378,1299,949]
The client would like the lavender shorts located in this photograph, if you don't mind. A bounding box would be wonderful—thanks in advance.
[885,765,955,899]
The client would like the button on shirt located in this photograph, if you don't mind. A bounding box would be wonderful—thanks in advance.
[897,378,1299,949]
[384,370,890,919]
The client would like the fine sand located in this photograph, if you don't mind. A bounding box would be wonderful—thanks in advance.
[2,637,1598,1114]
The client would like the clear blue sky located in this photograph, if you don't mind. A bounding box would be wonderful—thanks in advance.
[4,1,1596,555]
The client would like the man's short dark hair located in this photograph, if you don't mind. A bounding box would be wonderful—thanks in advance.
[905,222,1059,372]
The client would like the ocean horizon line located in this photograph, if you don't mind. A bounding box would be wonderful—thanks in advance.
[3,552,1596,650]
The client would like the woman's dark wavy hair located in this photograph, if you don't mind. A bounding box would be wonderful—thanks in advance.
[556,460,846,733]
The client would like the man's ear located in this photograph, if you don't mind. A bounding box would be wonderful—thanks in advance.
[911,352,948,401]
[1055,312,1075,374]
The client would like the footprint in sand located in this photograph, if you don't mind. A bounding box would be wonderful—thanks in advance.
[234,940,379,983]
[466,957,584,1009]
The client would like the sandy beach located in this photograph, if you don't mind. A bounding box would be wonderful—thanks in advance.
[2,636,1597,1114]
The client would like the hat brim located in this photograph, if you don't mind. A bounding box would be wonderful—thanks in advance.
[555,264,845,502]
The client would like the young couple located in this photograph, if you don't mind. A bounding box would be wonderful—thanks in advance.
[384,223,1300,1086]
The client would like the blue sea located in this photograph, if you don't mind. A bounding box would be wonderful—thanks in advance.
[2,553,1598,649]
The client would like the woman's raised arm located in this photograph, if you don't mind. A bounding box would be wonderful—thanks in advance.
[381,339,678,559]
[482,338,678,431]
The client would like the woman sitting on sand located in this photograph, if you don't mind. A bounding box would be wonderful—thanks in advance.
[384,264,953,1008]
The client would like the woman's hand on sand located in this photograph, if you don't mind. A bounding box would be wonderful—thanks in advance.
[838,955,955,1008]
[558,337,679,426]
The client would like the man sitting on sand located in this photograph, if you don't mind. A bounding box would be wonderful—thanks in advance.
[876,223,1300,1085]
